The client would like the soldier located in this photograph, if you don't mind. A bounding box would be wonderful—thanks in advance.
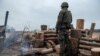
[56,2,72,56]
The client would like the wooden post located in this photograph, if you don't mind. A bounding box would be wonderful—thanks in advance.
[41,25,47,31]
[88,23,96,38]
[91,48,100,56]
[76,19,84,29]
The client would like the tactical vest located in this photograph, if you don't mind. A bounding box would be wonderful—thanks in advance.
[60,10,72,29]
[62,10,72,24]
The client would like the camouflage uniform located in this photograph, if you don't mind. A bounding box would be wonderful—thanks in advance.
[56,2,72,56]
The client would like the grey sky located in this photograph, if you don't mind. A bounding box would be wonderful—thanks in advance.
[0,0,100,30]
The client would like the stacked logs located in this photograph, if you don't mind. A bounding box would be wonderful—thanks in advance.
[76,19,100,56]
[35,29,80,55]
[33,19,99,56]
[43,30,81,55]
[40,30,58,47]
[79,37,100,56]
[35,30,100,56]
[80,38,100,49]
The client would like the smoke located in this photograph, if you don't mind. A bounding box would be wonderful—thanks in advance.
[0,26,19,51]
[4,32,20,48]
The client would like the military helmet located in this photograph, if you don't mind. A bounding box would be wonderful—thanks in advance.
[61,2,69,8]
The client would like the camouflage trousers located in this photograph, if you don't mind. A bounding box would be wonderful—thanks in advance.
[58,32,72,56]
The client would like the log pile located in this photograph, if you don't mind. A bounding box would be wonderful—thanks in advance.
[79,37,100,56]
[75,19,100,56]
[31,20,99,56]
[35,29,100,56]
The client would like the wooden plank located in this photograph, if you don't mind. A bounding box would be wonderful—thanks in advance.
[80,40,100,47]
[44,34,57,37]
[44,31,56,34]
[80,37,100,42]
[79,45,100,50]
